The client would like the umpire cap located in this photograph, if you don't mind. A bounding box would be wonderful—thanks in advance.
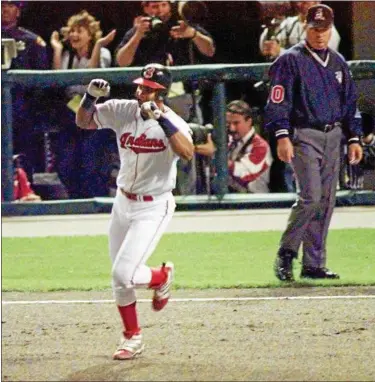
[133,63,172,90]
[306,4,334,28]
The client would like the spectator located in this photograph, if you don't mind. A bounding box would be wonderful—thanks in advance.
[259,1,341,60]
[185,101,274,194]
[115,1,215,67]
[1,1,48,69]
[49,10,116,199]
[12,154,41,202]
[226,100,273,193]
[341,95,375,189]
[1,0,49,172]
[115,1,215,121]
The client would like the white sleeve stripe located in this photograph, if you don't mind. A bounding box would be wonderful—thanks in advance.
[275,129,289,136]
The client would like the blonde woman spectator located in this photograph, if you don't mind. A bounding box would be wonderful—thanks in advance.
[51,10,115,70]
[48,11,117,199]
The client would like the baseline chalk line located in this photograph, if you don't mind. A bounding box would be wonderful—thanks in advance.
[2,295,375,305]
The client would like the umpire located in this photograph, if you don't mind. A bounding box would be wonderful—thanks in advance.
[264,4,363,281]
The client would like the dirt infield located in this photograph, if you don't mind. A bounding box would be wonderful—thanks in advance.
[2,287,375,381]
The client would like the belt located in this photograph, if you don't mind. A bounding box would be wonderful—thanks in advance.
[120,188,154,202]
[304,121,342,133]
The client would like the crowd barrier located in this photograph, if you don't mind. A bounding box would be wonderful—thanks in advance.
[2,61,375,215]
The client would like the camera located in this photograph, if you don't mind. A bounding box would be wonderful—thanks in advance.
[189,123,213,145]
[256,1,292,40]
[147,16,164,31]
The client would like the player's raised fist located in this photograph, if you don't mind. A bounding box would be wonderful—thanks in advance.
[87,79,110,98]
[140,101,162,120]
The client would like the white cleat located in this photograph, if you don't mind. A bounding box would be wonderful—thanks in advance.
[152,262,174,311]
[112,333,144,360]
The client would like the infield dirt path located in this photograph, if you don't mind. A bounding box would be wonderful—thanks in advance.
[2,288,375,381]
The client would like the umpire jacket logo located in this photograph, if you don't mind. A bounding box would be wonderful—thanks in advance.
[120,132,166,154]
[335,71,343,84]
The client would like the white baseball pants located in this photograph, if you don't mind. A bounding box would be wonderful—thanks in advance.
[109,189,175,306]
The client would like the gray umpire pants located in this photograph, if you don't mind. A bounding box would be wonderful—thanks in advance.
[279,126,342,268]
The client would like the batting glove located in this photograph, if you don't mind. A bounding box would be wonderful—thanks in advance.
[140,101,163,120]
[87,79,110,98]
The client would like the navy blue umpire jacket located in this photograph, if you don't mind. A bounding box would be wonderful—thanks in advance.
[264,41,362,141]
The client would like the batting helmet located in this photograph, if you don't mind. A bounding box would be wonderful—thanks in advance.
[133,63,172,91]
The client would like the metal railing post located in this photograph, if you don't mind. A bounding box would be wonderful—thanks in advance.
[212,81,228,199]
[1,78,14,202]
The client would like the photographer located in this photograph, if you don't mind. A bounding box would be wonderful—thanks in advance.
[226,101,273,193]
[115,1,215,67]
[178,101,274,195]
[259,1,340,60]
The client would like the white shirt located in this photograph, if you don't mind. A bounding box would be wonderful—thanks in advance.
[61,48,112,97]
[61,47,112,69]
[259,16,341,58]
[93,99,193,195]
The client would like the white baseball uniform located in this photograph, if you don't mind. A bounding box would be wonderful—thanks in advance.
[93,99,192,306]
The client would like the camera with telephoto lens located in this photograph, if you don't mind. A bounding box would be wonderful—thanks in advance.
[147,16,164,31]
[257,1,292,41]
[189,123,213,145]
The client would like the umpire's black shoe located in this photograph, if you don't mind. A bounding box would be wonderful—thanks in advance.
[274,249,297,281]
[300,267,340,279]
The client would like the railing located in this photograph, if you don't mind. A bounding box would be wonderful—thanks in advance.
[2,61,375,201]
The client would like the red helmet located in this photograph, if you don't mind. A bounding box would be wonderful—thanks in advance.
[133,63,172,90]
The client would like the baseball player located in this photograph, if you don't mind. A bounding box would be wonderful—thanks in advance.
[264,4,363,281]
[76,63,194,360]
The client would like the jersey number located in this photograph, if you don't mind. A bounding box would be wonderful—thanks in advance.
[270,85,285,104]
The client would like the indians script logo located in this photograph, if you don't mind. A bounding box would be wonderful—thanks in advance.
[120,133,166,154]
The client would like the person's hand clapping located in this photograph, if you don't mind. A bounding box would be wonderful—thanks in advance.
[96,29,117,48]
[50,31,63,51]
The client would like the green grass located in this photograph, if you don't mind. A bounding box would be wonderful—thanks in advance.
[2,229,375,292]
